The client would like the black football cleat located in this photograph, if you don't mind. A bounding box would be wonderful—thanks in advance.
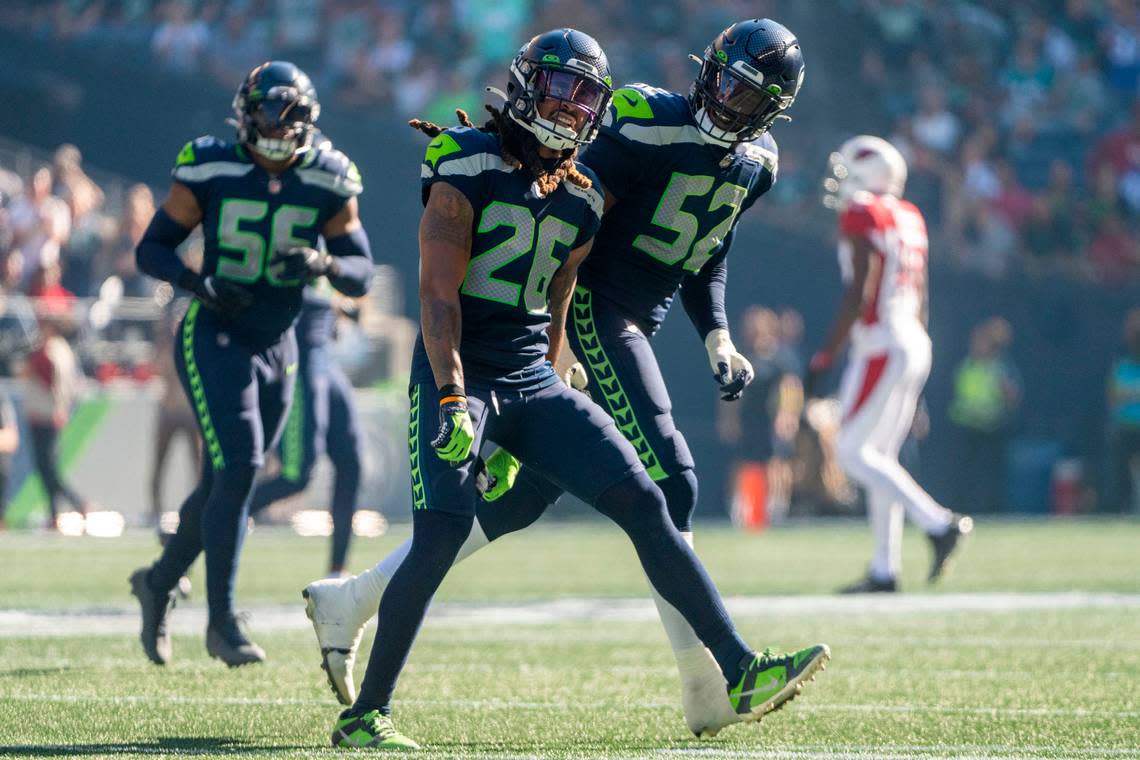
[838,574,898,594]
[207,614,266,667]
[928,513,974,583]
[129,567,176,665]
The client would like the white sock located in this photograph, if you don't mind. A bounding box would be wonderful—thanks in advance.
[648,532,715,679]
[351,518,491,622]
[869,495,904,581]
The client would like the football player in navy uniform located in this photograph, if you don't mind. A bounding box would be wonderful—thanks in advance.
[305,20,820,740]
[320,28,827,750]
[247,283,365,578]
[128,61,373,667]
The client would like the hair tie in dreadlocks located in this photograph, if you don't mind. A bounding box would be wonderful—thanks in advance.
[409,105,594,198]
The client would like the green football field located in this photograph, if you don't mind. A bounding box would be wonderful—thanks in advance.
[1,519,1137,759]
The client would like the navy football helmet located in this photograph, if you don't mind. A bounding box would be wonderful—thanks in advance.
[496,29,613,151]
[232,61,320,162]
[689,19,804,146]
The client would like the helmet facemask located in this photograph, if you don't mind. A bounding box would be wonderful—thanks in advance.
[245,95,317,161]
[232,67,321,163]
[691,55,796,147]
[503,57,612,151]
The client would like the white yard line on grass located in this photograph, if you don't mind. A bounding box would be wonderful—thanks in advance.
[5,692,1139,720]
[3,592,1139,638]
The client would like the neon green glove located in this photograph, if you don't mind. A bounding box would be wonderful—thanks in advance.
[430,385,475,462]
[481,447,521,501]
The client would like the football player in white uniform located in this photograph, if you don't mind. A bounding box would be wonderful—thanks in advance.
[807,135,972,593]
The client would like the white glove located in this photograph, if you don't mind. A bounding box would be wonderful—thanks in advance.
[563,361,589,392]
[704,328,754,401]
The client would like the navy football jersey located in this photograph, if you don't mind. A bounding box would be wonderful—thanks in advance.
[578,84,778,331]
[171,136,362,346]
[412,126,604,389]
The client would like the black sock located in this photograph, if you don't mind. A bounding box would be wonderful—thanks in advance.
[352,509,473,715]
[200,465,256,627]
[593,472,751,684]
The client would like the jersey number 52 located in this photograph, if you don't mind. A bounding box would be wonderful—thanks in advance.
[633,172,747,274]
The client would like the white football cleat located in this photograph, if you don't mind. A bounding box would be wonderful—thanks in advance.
[302,576,371,705]
[676,646,742,738]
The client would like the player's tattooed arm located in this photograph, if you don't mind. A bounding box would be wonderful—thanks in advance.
[818,234,877,359]
[419,182,474,389]
[545,240,593,365]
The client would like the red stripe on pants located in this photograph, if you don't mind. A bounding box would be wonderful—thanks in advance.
[845,353,889,422]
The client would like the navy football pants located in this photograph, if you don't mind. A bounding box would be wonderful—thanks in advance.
[247,344,362,572]
[477,285,698,539]
[149,301,296,626]
[352,372,747,714]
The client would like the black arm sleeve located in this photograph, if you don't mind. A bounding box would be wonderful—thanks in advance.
[135,209,195,286]
[680,229,734,339]
[324,226,373,297]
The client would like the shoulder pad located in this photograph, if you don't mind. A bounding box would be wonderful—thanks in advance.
[564,163,605,219]
[737,132,779,174]
[296,145,363,198]
[171,136,250,184]
[420,127,512,180]
[174,136,237,166]
[603,85,704,147]
[608,84,687,124]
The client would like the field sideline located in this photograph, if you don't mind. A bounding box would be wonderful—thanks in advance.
[1,519,1137,759]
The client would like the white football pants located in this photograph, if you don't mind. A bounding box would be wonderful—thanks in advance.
[836,331,952,580]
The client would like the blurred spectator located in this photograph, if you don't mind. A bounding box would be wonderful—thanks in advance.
[0,387,17,530]
[999,34,1054,129]
[1106,307,1140,513]
[27,261,76,313]
[1087,212,1140,285]
[149,296,200,524]
[53,145,110,297]
[151,0,209,74]
[1024,159,1084,269]
[1101,0,1140,93]
[7,167,70,292]
[19,310,93,529]
[718,307,802,529]
[205,7,270,89]
[948,317,1022,512]
[1088,97,1140,216]
[911,86,960,157]
[100,183,156,297]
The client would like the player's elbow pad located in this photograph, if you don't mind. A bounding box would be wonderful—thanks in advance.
[136,209,193,283]
[325,226,373,297]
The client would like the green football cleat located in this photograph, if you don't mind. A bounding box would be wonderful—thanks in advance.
[331,709,420,751]
[728,644,830,720]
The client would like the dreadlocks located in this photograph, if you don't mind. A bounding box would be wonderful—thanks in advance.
[409,106,593,198]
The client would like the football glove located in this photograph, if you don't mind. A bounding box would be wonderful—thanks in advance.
[480,447,521,502]
[182,273,253,319]
[430,385,475,462]
[563,361,589,393]
[269,246,338,283]
[704,328,754,401]
[803,350,833,399]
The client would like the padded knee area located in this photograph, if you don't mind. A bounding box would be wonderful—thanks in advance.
[593,470,671,538]
[658,469,698,532]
